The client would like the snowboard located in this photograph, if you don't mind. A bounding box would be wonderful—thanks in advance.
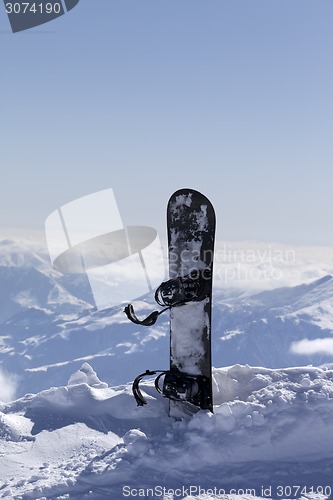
[166,188,215,417]
[126,188,215,417]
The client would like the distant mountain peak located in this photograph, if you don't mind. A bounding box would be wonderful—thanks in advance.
[313,274,333,285]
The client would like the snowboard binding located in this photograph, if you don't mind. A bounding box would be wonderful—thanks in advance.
[155,269,208,306]
[128,268,213,412]
[132,369,212,410]
[124,269,210,326]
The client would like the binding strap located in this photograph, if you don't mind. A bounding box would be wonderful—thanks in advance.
[132,370,167,406]
[124,304,169,326]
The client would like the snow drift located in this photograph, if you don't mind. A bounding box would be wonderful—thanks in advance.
[0,363,333,499]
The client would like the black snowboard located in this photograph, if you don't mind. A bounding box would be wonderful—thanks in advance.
[126,188,216,417]
[166,188,215,417]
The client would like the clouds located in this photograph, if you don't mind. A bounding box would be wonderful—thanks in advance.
[213,241,333,291]
[290,338,333,357]
[0,369,18,403]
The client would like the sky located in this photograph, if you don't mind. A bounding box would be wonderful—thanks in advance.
[0,0,333,246]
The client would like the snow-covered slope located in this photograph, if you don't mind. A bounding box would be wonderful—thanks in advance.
[0,363,332,499]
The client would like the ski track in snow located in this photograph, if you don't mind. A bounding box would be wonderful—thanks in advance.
[0,363,333,499]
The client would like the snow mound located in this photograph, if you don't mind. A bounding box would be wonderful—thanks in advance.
[67,362,108,388]
[1,363,333,499]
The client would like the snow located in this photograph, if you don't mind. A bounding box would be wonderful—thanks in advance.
[67,363,108,388]
[0,363,333,499]
[171,301,208,374]
[1,237,333,498]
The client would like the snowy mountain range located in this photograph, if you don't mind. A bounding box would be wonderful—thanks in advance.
[214,273,333,368]
[0,238,333,400]
[1,237,333,499]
